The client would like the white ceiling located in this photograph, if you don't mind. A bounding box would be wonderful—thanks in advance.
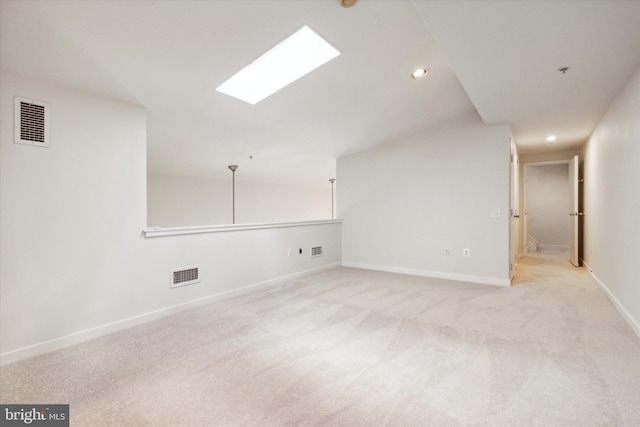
[2,0,639,186]
[414,0,640,155]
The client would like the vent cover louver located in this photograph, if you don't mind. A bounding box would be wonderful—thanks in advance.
[171,266,200,288]
[14,97,50,147]
[311,246,323,257]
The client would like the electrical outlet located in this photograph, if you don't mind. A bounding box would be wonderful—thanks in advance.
[491,209,501,218]
[463,248,470,257]
[444,248,450,255]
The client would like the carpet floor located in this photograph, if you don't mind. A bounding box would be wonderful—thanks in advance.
[2,252,640,426]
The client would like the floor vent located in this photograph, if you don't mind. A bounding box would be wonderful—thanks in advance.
[14,97,50,147]
[311,246,323,257]
[171,266,200,288]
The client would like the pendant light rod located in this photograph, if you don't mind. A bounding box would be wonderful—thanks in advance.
[228,165,238,224]
[329,178,336,219]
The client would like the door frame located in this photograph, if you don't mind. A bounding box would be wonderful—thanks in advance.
[522,160,570,255]
[509,138,519,280]
[568,155,580,266]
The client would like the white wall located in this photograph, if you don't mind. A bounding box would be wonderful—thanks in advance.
[148,171,332,227]
[0,74,341,364]
[148,172,229,226]
[525,164,569,249]
[581,65,640,335]
[338,111,511,286]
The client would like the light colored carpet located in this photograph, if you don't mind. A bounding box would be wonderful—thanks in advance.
[2,253,640,426]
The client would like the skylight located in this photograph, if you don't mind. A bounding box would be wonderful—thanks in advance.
[216,26,341,105]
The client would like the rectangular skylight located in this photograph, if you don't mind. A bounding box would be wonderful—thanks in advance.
[216,26,341,105]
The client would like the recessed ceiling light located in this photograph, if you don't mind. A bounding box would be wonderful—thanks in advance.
[546,135,557,143]
[411,68,429,79]
[216,26,341,105]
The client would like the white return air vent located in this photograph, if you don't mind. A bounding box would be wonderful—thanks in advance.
[311,246,323,257]
[14,97,50,147]
[171,266,200,288]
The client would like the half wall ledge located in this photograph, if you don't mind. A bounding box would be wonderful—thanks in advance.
[143,219,343,238]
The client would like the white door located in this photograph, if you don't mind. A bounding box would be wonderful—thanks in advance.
[568,155,580,266]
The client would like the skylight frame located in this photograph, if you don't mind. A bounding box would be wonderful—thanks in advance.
[216,26,341,105]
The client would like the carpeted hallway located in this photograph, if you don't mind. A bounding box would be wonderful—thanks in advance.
[2,252,640,426]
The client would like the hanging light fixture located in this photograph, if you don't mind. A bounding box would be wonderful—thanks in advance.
[228,165,238,224]
[329,178,336,219]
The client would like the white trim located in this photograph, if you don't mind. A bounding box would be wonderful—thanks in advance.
[537,244,569,252]
[342,262,511,287]
[144,219,342,238]
[0,263,340,366]
[524,160,571,167]
[583,261,640,338]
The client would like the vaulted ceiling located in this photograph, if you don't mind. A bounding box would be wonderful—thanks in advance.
[2,0,639,186]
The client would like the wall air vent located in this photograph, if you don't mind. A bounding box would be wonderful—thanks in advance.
[14,97,50,147]
[311,246,323,257]
[171,266,200,288]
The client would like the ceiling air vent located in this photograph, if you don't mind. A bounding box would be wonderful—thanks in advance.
[311,246,323,257]
[14,97,50,147]
[170,266,200,288]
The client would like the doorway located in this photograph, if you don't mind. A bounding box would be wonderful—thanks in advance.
[523,161,570,255]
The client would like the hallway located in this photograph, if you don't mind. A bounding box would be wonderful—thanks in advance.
[511,250,640,424]
[512,250,585,286]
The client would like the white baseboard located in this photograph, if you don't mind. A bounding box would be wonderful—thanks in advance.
[0,263,340,367]
[342,262,511,287]
[583,261,640,338]
[537,244,569,252]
